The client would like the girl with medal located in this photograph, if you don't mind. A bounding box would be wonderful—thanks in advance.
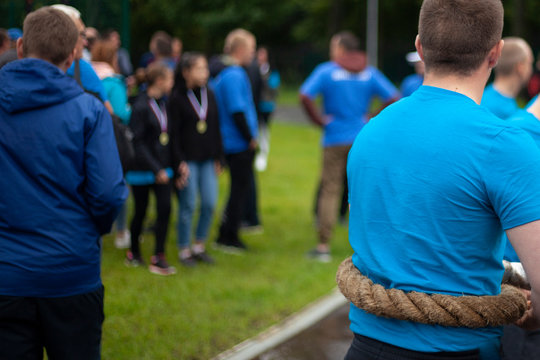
[169,52,223,267]
[125,62,178,276]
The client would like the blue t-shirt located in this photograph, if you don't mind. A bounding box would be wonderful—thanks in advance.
[503,109,540,261]
[211,66,258,154]
[481,84,519,119]
[67,59,108,103]
[347,85,540,358]
[300,62,397,147]
[400,73,423,97]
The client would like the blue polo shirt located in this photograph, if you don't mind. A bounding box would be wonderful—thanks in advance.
[347,85,540,359]
[211,66,258,154]
[300,62,397,147]
[481,84,519,119]
[503,109,540,261]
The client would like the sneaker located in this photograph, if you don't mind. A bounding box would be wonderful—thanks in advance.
[149,254,177,276]
[214,237,247,254]
[115,231,131,249]
[306,248,332,263]
[178,252,197,267]
[124,251,145,267]
[192,251,215,264]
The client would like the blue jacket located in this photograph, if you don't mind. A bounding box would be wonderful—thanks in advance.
[0,59,128,297]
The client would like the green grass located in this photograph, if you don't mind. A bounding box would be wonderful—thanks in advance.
[276,84,301,106]
[100,121,353,359]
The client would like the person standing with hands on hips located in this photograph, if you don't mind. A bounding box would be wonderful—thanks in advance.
[125,61,180,276]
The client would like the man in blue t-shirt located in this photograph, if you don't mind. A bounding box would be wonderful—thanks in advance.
[211,29,258,252]
[344,1,540,359]
[300,31,398,262]
[481,37,533,120]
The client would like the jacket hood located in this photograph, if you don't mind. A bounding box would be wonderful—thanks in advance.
[0,58,83,114]
[335,51,367,73]
[209,55,236,78]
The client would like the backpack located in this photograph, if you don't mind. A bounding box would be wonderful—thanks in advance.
[111,114,135,173]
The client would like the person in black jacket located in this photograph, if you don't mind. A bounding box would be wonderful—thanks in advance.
[169,52,223,267]
[125,61,178,275]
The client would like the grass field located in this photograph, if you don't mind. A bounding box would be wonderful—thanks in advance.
[100,120,353,359]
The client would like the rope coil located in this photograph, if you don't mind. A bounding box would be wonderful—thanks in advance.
[336,256,527,328]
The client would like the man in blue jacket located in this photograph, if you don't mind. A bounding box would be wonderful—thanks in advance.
[0,7,127,359]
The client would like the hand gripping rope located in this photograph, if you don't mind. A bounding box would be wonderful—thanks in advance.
[336,257,528,328]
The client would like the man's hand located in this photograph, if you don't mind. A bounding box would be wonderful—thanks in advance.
[515,289,540,330]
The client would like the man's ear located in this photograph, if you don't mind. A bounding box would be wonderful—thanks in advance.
[488,39,504,69]
[415,35,424,62]
[60,48,77,72]
[16,38,24,59]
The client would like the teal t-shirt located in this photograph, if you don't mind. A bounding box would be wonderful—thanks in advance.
[481,83,519,119]
[347,86,540,359]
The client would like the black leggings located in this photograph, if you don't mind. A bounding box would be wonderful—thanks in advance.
[345,334,479,360]
[130,183,171,256]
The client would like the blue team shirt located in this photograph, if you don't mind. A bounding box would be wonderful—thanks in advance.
[400,73,423,97]
[67,59,108,102]
[503,109,540,261]
[211,66,258,154]
[300,62,397,147]
[481,84,519,119]
[347,85,540,358]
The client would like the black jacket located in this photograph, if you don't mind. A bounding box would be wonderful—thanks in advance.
[129,92,171,173]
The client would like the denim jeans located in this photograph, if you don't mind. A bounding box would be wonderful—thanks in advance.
[115,201,127,232]
[177,160,218,248]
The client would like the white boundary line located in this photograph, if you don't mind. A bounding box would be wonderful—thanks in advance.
[211,288,348,360]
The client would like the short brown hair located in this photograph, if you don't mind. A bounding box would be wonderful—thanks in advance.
[418,0,503,76]
[224,29,255,55]
[146,61,171,86]
[495,37,532,76]
[91,40,117,68]
[333,31,360,52]
[22,7,78,66]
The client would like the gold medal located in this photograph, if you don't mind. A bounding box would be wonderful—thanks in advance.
[197,120,207,134]
[159,132,169,146]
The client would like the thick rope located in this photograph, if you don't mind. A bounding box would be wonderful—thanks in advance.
[336,256,527,328]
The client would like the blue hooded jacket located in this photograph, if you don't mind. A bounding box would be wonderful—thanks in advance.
[0,59,128,297]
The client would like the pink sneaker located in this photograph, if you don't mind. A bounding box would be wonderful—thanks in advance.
[149,254,177,276]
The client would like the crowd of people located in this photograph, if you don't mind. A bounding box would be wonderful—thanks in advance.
[3,0,540,358]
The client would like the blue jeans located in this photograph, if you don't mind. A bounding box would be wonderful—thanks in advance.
[177,160,218,248]
[115,200,127,232]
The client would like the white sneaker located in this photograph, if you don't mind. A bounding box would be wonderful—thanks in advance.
[115,231,131,249]
[255,155,267,172]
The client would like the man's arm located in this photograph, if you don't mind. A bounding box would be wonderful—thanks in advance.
[84,101,128,235]
[299,94,325,127]
[506,220,540,329]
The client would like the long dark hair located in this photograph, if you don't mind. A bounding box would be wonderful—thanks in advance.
[172,51,206,94]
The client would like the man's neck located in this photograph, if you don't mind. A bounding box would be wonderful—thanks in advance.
[147,86,163,99]
[423,69,491,105]
[493,76,522,99]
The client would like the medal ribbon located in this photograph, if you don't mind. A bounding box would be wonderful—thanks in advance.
[149,99,167,132]
[187,87,208,122]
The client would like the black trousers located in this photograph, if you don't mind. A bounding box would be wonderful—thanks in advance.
[220,149,255,240]
[345,334,480,360]
[0,286,104,360]
[501,324,540,359]
[130,183,171,256]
